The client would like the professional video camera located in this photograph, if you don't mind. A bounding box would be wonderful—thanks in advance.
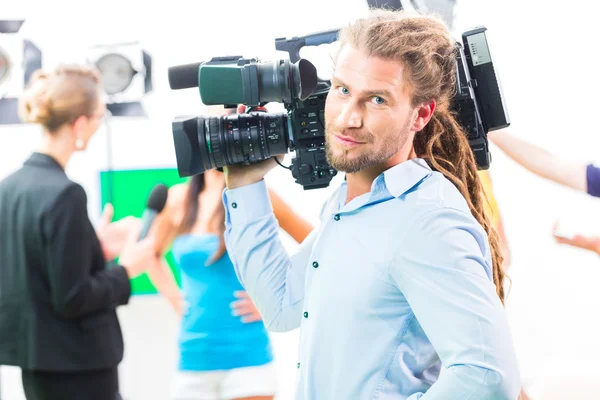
[168,26,508,190]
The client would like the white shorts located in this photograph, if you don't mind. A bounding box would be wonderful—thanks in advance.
[172,363,277,400]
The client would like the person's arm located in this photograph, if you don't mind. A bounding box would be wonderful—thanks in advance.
[44,184,153,319]
[223,179,318,332]
[488,129,587,192]
[552,222,600,256]
[390,208,521,399]
[145,185,185,314]
[96,206,142,261]
[478,170,511,268]
[228,188,314,324]
[146,258,185,315]
[496,216,512,268]
[268,188,314,243]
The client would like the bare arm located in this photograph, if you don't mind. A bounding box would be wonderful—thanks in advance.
[488,129,587,192]
[146,258,184,315]
[268,188,314,243]
[495,216,512,269]
[146,184,186,314]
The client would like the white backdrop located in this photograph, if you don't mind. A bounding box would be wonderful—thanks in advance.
[2,0,600,398]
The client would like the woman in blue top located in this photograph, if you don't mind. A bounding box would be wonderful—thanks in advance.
[149,154,313,400]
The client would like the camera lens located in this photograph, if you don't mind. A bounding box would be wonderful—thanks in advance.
[172,112,290,177]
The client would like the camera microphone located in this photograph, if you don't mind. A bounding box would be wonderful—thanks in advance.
[168,62,202,90]
[138,184,169,241]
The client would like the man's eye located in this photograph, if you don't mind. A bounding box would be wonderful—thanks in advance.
[371,96,385,105]
[338,86,350,95]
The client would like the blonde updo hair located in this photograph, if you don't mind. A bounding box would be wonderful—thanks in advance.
[18,65,102,132]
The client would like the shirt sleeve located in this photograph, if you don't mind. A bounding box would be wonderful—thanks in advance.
[586,164,600,197]
[389,207,521,400]
[223,179,317,332]
[43,184,131,319]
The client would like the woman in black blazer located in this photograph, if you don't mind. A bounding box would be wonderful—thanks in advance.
[0,65,158,400]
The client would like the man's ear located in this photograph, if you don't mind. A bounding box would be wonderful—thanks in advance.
[411,100,436,132]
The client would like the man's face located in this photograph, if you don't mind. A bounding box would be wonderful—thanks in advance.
[324,45,417,173]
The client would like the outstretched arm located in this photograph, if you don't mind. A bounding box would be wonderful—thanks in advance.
[488,129,587,192]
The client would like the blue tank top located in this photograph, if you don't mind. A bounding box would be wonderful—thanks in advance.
[171,234,273,371]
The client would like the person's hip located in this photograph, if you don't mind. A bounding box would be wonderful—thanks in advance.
[172,362,277,400]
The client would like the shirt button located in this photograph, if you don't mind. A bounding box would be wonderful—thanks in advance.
[303,312,308,318]
[297,362,300,369]
[312,261,319,268]
[333,214,340,221]
[231,202,238,209]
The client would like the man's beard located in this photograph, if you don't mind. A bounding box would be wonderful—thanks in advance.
[325,125,410,173]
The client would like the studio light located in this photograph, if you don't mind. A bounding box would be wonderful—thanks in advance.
[0,20,42,125]
[87,41,152,117]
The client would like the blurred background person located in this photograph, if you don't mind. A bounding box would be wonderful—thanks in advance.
[0,65,159,400]
[489,129,600,256]
[479,169,512,268]
[147,106,314,400]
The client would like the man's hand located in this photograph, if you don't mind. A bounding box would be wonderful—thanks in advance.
[97,204,142,261]
[552,221,600,256]
[223,159,280,189]
[230,291,263,323]
[222,104,281,189]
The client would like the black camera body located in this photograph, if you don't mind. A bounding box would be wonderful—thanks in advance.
[452,27,509,171]
[287,88,336,189]
[275,30,340,189]
[168,27,508,190]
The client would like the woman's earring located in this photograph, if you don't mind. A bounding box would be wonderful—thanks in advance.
[75,138,84,149]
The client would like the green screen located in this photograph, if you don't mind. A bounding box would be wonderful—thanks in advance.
[100,168,187,295]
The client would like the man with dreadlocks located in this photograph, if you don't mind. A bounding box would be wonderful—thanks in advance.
[221,9,521,399]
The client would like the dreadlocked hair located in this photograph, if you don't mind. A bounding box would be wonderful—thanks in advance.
[338,9,507,302]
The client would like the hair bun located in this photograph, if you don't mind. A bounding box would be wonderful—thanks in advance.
[18,65,102,131]
[18,70,51,124]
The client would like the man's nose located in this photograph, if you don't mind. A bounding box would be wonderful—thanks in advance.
[338,102,363,129]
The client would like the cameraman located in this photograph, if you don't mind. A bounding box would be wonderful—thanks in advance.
[222,10,520,400]
[488,129,600,255]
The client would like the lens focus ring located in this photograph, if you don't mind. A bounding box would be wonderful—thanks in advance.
[208,117,225,168]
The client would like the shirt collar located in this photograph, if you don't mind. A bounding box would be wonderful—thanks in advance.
[336,158,433,214]
[382,158,432,198]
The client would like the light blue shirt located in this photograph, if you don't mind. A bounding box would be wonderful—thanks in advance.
[223,158,521,399]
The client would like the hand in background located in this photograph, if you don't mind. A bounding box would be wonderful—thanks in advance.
[230,291,263,323]
[97,203,142,260]
[167,295,188,317]
[118,226,158,278]
[552,221,600,256]
[518,389,531,400]
[168,294,187,317]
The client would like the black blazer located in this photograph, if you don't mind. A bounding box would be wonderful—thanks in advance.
[0,152,131,371]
